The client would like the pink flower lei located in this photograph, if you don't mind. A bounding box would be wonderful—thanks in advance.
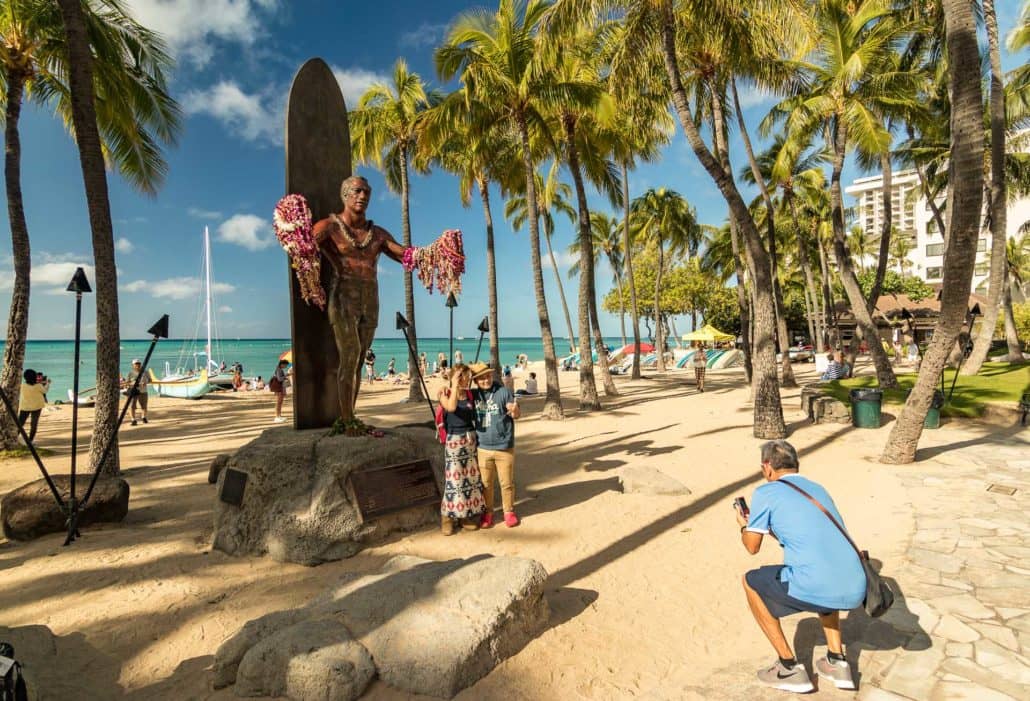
[402,229,465,297]
[273,194,326,310]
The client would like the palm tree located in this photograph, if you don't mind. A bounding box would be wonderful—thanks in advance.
[601,20,674,380]
[888,234,914,279]
[504,167,579,354]
[42,0,179,472]
[1001,233,1030,352]
[350,59,440,403]
[768,0,916,390]
[574,211,626,347]
[437,0,570,419]
[0,0,179,453]
[847,225,880,272]
[630,187,699,372]
[426,91,522,377]
[963,0,1012,372]
[882,0,985,463]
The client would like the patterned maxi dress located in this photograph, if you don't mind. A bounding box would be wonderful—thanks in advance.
[441,393,487,519]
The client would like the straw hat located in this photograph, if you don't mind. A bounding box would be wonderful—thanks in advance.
[469,362,492,380]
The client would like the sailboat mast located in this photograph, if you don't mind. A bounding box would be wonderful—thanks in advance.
[205,226,212,371]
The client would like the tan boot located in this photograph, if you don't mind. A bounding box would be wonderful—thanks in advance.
[461,518,480,531]
[441,516,456,536]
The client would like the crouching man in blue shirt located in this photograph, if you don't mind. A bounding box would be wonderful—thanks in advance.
[734,440,865,693]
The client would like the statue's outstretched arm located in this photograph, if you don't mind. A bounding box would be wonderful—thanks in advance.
[381,229,407,263]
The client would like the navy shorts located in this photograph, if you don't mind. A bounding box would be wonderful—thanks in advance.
[746,565,837,619]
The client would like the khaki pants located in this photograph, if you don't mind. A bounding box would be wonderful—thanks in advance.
[478,448,516,514]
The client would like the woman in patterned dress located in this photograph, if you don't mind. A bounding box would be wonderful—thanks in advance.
[437,364,486,535]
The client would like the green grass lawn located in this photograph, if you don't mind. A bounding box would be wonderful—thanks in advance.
[821,362,1030,418]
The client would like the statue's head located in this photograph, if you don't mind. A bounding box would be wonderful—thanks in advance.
[340,176,371,212]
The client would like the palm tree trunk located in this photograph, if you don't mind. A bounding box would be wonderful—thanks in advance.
[614,270,627,347]
[788,196,821,347]
[654,240,666,372]
[563,116,600,410]
[545,230,577,354]
[589,288,618,396]
[963,0,1008,374]
[669,317,682,348]
[57,0,121,475]
[479,177,502,375]
[516,116,563,419]
[621,161,642,380]
[829,121,898,389]
[399,146,423,401]
[868,154,893,306]
[882,0,984,463]
[659,6,783,438]
[729,79,795,388]
[817,229,836,348]
[730,221,754,385]
[0,69,30,450]
[1002,271,1022,359]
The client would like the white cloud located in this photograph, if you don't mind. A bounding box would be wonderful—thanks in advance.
[188,207,223,220]
[398,22,448,50]
[121,277,235,300]
[331,66,389,109]
[542,250,577,270]
[735,85,777,111]
[115,238,134,254]
[217,213,273,251]
[183,81,282,143]
[218,305,233,313]
[124,0,279,67]
[33,261,96,287]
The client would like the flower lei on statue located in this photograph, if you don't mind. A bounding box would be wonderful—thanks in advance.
[273,194,326,310]
[402,229,465,297]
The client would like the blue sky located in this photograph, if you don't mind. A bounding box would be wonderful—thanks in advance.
[0,0,1026,341]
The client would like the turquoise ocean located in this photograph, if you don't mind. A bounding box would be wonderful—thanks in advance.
[6,336,625,400]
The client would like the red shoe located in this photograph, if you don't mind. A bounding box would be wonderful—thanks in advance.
[504,512,520,528]
[480,512,494,529]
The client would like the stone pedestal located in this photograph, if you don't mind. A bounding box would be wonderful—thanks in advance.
[212,426,443,566]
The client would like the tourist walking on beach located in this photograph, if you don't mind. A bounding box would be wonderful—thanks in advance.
[734,440,865,693]
[271,359,289,423]
[436,364,486,535]
[470,362,521,528]
[364,349,376,383]
[124,359,149,426]
[17,369,49,443]
[692,343,708,392]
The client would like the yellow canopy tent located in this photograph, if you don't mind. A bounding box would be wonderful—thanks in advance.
[681,324,734,342]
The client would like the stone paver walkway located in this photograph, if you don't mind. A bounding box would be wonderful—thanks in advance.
[859,434,1030,701]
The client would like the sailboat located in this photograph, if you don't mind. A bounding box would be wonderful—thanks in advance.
[149,227,224,399]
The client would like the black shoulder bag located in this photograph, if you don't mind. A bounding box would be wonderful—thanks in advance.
[779,479,895,618]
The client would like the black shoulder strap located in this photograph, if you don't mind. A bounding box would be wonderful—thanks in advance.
[778,479,864,561]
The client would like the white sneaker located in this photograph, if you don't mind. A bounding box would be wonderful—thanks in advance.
[273,416,286,423]
[815,655,856,690]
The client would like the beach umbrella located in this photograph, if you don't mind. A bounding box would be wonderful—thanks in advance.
[617,342,655,355]
[681,324,734,342]
[279,349,293,364]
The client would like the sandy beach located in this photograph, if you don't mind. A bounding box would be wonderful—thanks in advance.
[0,360,1020,699]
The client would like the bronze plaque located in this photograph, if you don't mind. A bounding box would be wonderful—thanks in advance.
[348,459,439,521]
[285,58,352,429]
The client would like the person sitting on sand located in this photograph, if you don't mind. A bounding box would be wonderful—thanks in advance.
[515,372,538,396]
[734,440,864,693]
[253,376,265,391]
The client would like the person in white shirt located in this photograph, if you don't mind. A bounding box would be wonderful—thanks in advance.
[516,372,538,396]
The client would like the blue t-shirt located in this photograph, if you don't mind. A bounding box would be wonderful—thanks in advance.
[473,383,515,450]
[746,474,866,611]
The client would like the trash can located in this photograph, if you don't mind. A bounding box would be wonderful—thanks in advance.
[922,390,945,429]
[850,388,883,428]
